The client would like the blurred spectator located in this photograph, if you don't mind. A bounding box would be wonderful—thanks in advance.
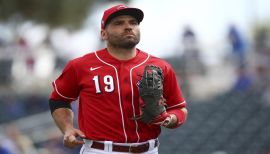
[253,56,270,105]
[4,124,37,154]
[254,27,270,53]
[17,37,35,74]
[253,27,270,105]
[231,65,253,92]
[181,25,206,76]
[227,24,248,67]
[254,57,270,89]
[177,25,206,98]
[0,135,18,154]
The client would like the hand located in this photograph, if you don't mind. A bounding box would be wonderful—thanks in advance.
[63,128,85,148]
[149,112,174,126]
[162,114,178,128]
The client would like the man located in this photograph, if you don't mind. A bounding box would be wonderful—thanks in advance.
[49,4,188,154]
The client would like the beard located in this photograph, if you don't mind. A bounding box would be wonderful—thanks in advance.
[107,32,140,49]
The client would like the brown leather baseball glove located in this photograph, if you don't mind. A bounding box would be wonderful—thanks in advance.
[137,65,171,126]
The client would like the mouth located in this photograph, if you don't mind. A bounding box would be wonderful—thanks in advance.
[125,35,136,40]
[123,33,135,37]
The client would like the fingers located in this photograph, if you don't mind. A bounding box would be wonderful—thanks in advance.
[150,114,173,127]
[63,135,85,148]
[163,114,178,128]
[161,116,173,126]
[76,129,86,138]
[63,129,85,148]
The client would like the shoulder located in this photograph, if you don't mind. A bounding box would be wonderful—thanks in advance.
[138,49,169,65]
[138,49,175,74]
[148,54,173,70]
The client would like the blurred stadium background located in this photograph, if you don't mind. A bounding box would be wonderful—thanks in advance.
[0,0,270,154]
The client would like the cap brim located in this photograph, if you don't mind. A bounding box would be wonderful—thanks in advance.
[105,8,144,27]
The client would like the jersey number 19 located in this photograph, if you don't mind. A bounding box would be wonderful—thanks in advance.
[93,75,114,93]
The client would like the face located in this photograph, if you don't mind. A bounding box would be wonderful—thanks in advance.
[101,15,140,49]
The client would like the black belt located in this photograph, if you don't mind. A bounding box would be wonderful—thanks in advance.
[90,139,159,153]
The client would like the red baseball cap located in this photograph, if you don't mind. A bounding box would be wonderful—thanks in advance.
[101,4,144,29]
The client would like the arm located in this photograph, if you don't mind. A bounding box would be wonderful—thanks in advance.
[50,100,85,148]
[49,60,84,148]
[52,108,75,134]
[161,63,188,128]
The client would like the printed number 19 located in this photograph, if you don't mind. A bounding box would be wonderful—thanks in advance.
[93,75,114,93]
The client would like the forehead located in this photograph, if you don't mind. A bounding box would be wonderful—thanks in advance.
[109,15,137,22]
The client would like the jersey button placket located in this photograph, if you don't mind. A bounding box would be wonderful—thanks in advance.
[119,62,128,141]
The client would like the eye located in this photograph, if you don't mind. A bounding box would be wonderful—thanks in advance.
[130,20,139,25]
[113,21,123,25]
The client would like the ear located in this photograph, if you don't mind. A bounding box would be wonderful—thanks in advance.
[100,29,108,41]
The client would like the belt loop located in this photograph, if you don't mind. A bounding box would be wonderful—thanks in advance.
[129,145,132,153]
[156,138,160,147]
[84,139,93,147]
[104,141,113,152]
[148,139,155,151]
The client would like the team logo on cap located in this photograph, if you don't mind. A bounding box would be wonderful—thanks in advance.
[117,5,127,10]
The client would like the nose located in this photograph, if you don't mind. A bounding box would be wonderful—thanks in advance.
[125,27,132,32]
[124,22,133,30]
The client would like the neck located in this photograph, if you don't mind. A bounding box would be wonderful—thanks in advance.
[107,45,137,60]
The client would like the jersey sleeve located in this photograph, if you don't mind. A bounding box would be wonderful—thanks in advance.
[163,64,186,109]
[49,60,79,103]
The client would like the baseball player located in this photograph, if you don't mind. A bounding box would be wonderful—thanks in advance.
[49,4,188,154]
